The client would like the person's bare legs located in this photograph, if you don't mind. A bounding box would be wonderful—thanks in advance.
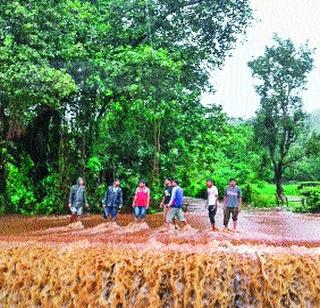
[232,207,239,233]
[233,220,237,233]
[180,208,188,229]
[70,214,77,223]
[165,208,170,228]
[164,207,177,229]
[173,219,179,229]
[223,207,232,231]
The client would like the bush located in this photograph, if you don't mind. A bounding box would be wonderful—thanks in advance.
[297,181,320,190]
[0,194,6,214]
[6,157,36,215]
[251,194,276,208]
[87,184,107,213]
[34,173,62,215]
[245,182,278,208]
[241,184,254,203]
[299,187,320,212]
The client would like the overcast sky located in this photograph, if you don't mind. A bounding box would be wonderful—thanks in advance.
[201,0,320,118]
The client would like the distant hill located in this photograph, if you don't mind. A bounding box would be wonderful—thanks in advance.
[309,109,320,132]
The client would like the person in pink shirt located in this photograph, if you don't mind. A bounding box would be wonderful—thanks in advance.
[132,180,150,222]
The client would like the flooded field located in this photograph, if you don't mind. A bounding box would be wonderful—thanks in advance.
[1,200,320,306]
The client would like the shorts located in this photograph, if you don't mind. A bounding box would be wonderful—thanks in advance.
[134,206,147,219]
[70,206,83,216]
[223,207,239,226]
[104,206,118,219]
[208,205,217,224]
[168,207,185,223]
[163,204,171,215]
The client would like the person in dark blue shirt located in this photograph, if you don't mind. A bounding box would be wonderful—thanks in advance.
[167,179,188,229]
[103,179,123,222]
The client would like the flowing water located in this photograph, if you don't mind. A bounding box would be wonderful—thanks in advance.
[1,199,320,307]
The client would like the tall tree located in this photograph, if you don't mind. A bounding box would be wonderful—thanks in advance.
[248,35,314,201]
[0,0,253,213]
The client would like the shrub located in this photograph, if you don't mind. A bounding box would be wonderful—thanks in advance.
[251,194,276,208]
[299,187,320,212]
[0,194,6,214]
[87,184,107,213]
[6,157,36,215]
[34,173,61,215]
[297,181,320,190]
[241,184,254,203]
[245,182,278,208]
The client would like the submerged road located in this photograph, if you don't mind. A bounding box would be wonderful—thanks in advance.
[0,197,320,247]
[1,198,320,307]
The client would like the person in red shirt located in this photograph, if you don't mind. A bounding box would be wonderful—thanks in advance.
[132,180,150,222]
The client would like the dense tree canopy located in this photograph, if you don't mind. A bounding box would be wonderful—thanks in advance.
[0,0,255,213]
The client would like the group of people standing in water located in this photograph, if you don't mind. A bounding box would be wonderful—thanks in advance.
[68,177,242,232]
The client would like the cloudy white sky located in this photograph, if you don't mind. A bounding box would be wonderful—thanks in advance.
[201,0,320,118]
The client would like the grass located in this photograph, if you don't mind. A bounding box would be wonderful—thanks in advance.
[253,183,299,197]
[248,182,301,208]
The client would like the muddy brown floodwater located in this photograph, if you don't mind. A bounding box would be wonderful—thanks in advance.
[1,198,320,307]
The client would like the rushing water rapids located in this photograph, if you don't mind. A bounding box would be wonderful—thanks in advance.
[1,199,320,307]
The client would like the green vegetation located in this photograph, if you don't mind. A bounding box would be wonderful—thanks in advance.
[248,35,316,202]
[241,183,299,208]
[297,181,320,189]
[0,1,319,215]
[299,187,320,213]
[246,183,320,213]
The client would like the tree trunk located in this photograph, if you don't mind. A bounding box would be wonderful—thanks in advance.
[272,158,286,204]
[151,121,160,187]
[58,124,72,213]
[22,106,55,182]
[275,172,286,203]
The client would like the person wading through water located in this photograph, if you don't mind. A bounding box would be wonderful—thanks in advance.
[132,180,150,223]
[103,178,123,222]
[167,179,188,230]
[223,178,242,233]
[68,177,89,222]
[206,179,219,231]
[160,178,176,228]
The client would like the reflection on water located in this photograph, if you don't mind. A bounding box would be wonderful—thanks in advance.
[1,200,320,306]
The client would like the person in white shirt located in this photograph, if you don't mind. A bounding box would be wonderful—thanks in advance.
[206,179,219,231]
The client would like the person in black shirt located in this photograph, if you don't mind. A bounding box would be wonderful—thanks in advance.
[160,178,174,227]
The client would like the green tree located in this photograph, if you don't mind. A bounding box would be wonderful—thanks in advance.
[248,35,314,201]
[0,0,253,213]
